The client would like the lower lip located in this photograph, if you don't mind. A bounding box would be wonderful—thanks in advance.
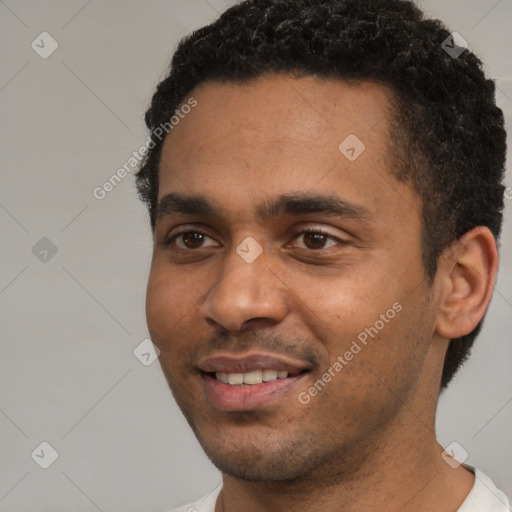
[203,373,305,411]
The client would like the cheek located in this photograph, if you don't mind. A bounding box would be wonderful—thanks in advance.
[292,269,398,341]
[145,265,199,348]
[336,298,431,397]
[298,268,427,389]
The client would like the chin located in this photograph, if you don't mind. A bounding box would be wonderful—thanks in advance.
[193,427,332,482]
[206,447,314,482]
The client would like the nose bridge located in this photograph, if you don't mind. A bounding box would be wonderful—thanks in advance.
[200,240,288,332]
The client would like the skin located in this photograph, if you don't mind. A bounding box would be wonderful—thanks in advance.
[145,74,498,511]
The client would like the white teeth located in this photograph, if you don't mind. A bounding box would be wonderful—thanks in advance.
[243,370,263,385]
[216,372,229,384]
[228,373,244,385]
[262,369,278,381]
[215,369,290,385]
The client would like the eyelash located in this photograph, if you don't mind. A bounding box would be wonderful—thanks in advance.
[164,228,345,252]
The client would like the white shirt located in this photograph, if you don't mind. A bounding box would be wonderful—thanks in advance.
[168,468,510,512]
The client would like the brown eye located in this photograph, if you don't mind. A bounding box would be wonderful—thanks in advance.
[166,231,217,250]
[293,230,339,250]
[302,232,330,250]
[180,232,206,249]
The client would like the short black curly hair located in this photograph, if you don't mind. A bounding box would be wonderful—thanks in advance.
[135,0,507,390]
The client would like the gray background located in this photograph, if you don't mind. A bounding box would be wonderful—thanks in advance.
[0,0,511,510]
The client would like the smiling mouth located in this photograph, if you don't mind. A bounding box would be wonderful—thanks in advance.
[197,351,313,410]
[207,369,308,386]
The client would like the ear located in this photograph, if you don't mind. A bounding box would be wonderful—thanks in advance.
[435,226,499,339]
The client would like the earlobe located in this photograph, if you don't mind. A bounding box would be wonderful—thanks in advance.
[435,226,498,339]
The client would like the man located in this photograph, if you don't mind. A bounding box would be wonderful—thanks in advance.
[135,0,510,510]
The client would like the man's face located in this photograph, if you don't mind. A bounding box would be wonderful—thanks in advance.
[146,74,439,481]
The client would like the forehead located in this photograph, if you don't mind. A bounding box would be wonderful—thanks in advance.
[157,74,418,228]
[161,74,393,168]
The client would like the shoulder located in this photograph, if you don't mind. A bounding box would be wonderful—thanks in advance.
[457,467,510,512]
[166,484,222,512]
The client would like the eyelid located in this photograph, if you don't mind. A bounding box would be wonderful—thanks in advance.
[291,226,342,238]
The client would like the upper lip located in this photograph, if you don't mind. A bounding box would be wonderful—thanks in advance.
[197,351,313,376]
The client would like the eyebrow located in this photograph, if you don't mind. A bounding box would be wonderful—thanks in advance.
[156,191,372,223]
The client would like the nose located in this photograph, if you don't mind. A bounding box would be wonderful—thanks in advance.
[198,245,289,334]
